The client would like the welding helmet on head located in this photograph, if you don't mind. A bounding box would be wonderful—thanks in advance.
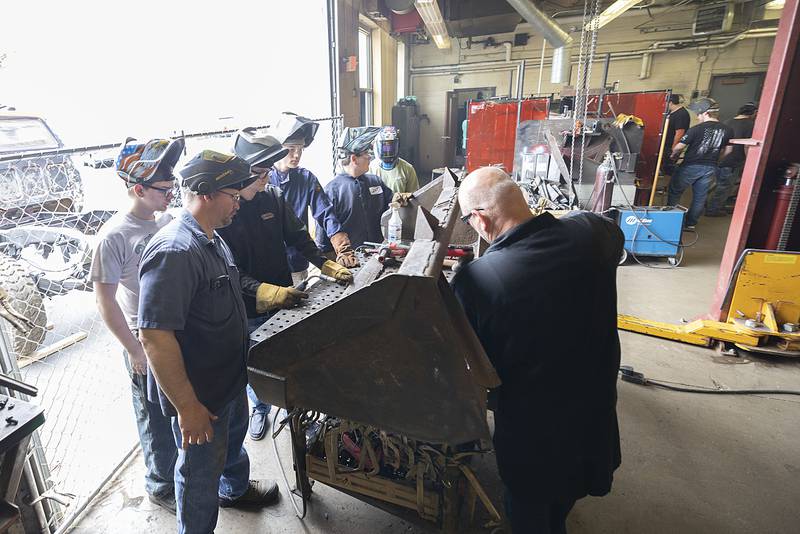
[116,137,185,186]
[179,150,255,195]
[687,97,720,115]
[273,112,319,147]
[336,126,381,160]
[233,127,289,170]
[375,126,399,167]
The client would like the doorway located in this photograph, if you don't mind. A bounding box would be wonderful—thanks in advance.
[444,87,496,168]
[709,73,765,121]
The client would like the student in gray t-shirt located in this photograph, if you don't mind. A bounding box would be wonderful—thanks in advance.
[89,137,184,513]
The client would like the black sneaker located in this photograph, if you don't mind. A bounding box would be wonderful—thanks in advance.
[219,479,279,508]
[148,492,177,514]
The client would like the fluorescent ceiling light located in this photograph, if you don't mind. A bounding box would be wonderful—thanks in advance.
[766,0,785,9]
[585,0,644,30]
[415,0,451,49]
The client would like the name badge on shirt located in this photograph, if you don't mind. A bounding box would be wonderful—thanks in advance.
[369,186,383,195]
[261,212,275,220]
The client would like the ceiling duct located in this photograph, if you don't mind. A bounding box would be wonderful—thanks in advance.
[505,0,574,84]
[505,0,573,48]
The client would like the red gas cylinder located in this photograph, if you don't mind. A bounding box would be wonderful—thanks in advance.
[764,164,799,250]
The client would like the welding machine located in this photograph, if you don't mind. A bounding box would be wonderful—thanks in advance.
[613,205,686,265]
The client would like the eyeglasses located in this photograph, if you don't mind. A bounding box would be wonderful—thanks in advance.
[460,208,484,224]
[216,190,241,203]
[141,183,174,196]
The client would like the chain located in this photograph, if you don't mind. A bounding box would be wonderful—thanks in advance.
[576,0,601,193]
[569,0,591,189]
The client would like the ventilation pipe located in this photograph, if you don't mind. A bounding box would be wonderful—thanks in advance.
[506,0,574,83]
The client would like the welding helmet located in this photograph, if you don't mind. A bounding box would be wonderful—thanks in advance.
[375,126,399,167]
[687,97,720,115]
[116,137,185,186]
[738,101,758,116]
[337,126,381,159]
[233,127,289,170]
[273,112,319,147]
[179,150,255,195]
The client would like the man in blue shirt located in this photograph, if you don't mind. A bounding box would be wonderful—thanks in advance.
[269,113,358,283]
[221,128,352,441]
[139,150,279,534]
[318,126,394,252]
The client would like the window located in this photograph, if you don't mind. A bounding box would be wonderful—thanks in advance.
[358,27,373,126]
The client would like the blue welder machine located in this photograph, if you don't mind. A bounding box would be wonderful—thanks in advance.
[613,206,687,265]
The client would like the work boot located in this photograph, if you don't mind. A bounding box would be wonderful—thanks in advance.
[219,479,279,508]
[249,410,268,441]
[148,492,177,514]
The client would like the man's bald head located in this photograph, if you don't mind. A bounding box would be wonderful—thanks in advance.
[458,167,533,243]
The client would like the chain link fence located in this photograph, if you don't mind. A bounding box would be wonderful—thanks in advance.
[0,120,288,531]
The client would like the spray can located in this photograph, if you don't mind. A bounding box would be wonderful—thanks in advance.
[388,207,403,244]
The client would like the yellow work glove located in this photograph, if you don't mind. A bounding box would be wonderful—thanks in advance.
[255,283,308,314]
[321,260,353,284]
[391,192,413,208]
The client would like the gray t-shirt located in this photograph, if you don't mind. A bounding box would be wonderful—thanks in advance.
[90,211,173,329]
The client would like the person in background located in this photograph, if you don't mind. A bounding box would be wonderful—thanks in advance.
[317,127,393,252]
[91,137,183,514]
[667,97,734,230]
[268,113,358,285]
[369,126,419,194]
[221,128,352,441]
[706,101,757,216]
[452,167,623,534]
[139,151,280,534]
[662,94,691,175]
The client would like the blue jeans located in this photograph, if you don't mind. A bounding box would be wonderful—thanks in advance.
[667,164,717,226]
[172,390,250,534]
[246,317,272,415]
[706,166,736,214]
[123,350,177,499]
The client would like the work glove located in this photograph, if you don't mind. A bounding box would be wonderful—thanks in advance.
[329,232,359,268]
[321,260,353,284]
[255,283,308,314]
[391,192,413,208]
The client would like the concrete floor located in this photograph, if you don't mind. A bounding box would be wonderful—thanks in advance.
[68,214,800,534]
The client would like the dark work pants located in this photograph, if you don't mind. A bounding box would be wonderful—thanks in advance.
[505,488,576,534]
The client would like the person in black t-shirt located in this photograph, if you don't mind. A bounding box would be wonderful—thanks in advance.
[662,94,691,175]
[667,97,734,229]
[706,102,757,216]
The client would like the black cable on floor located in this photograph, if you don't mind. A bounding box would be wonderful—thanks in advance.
[619,366,800,396]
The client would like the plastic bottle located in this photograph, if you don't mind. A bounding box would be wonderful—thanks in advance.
[388,207,403,244]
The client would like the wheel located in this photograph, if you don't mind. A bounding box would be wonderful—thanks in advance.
[619,248,628,265]
[0,254,48,356]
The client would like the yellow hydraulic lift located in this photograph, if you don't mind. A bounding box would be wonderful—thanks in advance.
[618,250,800,357]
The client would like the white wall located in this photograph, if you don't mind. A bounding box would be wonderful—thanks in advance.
[410,9,776,173]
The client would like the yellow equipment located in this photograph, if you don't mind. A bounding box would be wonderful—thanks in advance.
[618,250,800,357]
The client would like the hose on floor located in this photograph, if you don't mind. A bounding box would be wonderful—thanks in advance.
[271,410,307,519]
[619,366,800,396]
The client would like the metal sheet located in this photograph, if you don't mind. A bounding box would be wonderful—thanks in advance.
[248,173,499,445]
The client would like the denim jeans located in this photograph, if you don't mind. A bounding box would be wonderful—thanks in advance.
[706,166,735,214]
[667,164,717,226]
[246,317,272,415]
[172,389,250,534]
[122,350,177,499]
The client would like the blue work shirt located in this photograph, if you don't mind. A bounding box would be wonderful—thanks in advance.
[138,209,248,417]
[317,172,393,251]
[268,167,342,272]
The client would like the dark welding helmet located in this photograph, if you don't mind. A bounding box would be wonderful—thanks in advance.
[376,126,399,165]
[179,150,255,195]
[233,127,289,170]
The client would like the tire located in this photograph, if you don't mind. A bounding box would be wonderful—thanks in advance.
[0,255,48,356]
